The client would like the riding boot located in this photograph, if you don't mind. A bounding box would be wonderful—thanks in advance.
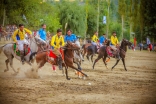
[57,55,63,70]
[20,51,25,64]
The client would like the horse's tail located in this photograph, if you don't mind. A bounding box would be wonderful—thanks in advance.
[29,52,37,63]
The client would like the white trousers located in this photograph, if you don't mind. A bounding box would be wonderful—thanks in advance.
[92,42,97,46]
[110,45,117,50]
[17,39,29,51]
[100,43,103,47]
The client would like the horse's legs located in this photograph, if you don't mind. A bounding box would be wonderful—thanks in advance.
[76,63,81,70]
[9,57,18,73]
[76,63,82,78]
[111,60,120,71]
[80,53,84,62]
[92,55,102,70]
[68,64,88,77]
[91,54,94,63]
[64,66,70,80]
[121,58,127,71]
[86,54,90,61]
[102,56,108,69]
[4,59,9,72]
[82,49,86,58]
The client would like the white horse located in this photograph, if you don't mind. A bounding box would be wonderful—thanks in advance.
[74,40,84,63]
[73,40,85,78]
[0,36,40,74]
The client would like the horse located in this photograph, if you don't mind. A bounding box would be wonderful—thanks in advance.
[0,36,42,74]
[82,40,101,62]
[93,39,132,71]
[74,40,84,64]
[73,40,85,77]
[35,41,88,80]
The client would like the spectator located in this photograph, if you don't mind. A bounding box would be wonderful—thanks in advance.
[139,42,143,51]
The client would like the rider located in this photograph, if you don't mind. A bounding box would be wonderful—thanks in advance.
[38,24,47,50]
[51,29,65,69]
[64,29,77,43]
[91,31,98,46]
[12,24,32,64]
[110,31,120,60]
[99,33,106,46]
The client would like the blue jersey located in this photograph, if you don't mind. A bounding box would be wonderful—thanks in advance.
[38,28,46,41]
[99,36,106,44]
[64,34,77,42]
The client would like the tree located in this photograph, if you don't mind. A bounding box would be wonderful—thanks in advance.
[56,1,86,36]
[118,0,126,39]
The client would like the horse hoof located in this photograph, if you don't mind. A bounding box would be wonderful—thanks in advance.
[82,76,86,80]
[67,78,71,80]
[22,61,25,65]
[92,67,94,70]
[4,69,8,72]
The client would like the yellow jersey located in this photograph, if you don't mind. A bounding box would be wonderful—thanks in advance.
[92,34,98,42]
[12,28,32,42]
[51,34,65,49]
[111,35,119,46]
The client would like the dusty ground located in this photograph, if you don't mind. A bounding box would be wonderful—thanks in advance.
[0,40,156,104]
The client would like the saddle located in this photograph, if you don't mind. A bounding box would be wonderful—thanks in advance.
[47,49,64,65]
[106,46,119,58]
[13,43,30,56]
[96,44,100,53]
[49,49,64,59]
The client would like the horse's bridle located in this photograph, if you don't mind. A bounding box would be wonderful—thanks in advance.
[62,47,80,50]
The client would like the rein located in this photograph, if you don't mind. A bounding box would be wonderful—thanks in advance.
[63,47,80,50]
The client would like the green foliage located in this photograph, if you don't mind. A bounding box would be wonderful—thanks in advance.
[55,1,86,36]
[0,0,61,33]
[109,22,122,39]
[0,0,155,42]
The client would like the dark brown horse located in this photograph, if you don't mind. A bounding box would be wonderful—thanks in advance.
[35,41,88,80]
[82,42,97,62]
[82,39,108,62]
[93,39,132,71]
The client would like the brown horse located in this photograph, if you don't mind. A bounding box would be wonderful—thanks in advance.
[35,41,88,80]
[82,42,96,62]
[93,39,132,71]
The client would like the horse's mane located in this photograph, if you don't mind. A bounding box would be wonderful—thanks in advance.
[120,39,127,52]
[87,39,92,43]
[106,39,110,46]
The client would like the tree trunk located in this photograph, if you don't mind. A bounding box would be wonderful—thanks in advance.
[130,23,131,40]
[107,4,110,38]
[84,0,88,44]
[97,0,99,35]
[141,29,143,42]
[2,8,5,26]
[121,15,124,39]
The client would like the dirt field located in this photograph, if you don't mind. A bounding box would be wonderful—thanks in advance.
[0,40,156,104]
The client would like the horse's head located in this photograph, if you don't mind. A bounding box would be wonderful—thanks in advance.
[75,40,81,48]
[34,36,46,45]
[105,39,110,46]
[65,41,80,50]
[122,39,132,47]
